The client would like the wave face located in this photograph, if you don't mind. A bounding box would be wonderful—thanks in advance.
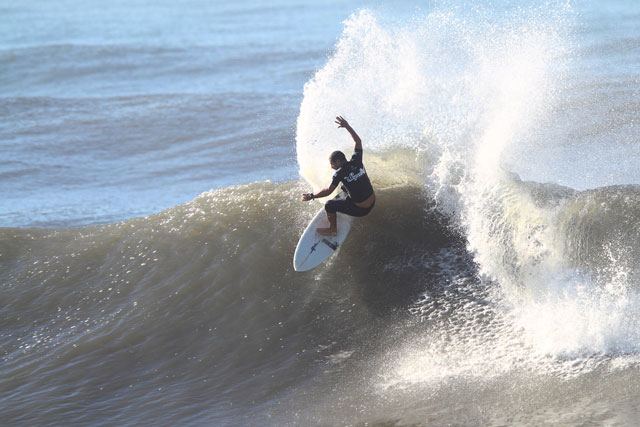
[1,183,463,424]
[4,1,640,425]
[6,182,640,424]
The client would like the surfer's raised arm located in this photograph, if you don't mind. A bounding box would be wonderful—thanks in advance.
[335,116,362,152]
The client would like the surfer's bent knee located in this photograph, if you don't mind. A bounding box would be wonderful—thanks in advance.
[325,198,374,217]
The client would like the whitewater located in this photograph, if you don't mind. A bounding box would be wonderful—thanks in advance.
[2,0,640,425]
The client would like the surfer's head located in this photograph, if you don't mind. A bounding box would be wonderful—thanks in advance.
[329,151,346,170]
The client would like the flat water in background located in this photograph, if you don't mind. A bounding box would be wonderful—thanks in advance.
[2,0,640,425]
[1,0,356,227]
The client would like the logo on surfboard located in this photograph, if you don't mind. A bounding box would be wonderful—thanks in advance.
[310,238,339,253]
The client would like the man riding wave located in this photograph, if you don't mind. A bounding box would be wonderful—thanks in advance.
[301,116,375,236]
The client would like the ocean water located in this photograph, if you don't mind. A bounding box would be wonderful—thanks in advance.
[2,0,640,425]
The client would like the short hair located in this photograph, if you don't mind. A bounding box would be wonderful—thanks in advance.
[330,151,347,163]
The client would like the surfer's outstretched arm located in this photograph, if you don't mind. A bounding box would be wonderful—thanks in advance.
[301,184,337,201]
[335,116,362,152]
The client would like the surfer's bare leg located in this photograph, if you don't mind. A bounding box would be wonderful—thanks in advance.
[317,212,337,236]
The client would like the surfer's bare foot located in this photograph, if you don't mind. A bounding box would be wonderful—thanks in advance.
[318,212,338,236]
[316,227,337,236]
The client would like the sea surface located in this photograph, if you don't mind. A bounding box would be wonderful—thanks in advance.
[2,0,640,425]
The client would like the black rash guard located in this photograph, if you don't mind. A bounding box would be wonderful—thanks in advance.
[330,149,373,203]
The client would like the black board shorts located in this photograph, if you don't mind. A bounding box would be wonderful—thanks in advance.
[325,194,374,217]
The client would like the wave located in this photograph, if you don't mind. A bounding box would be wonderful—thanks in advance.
[0,181,462,423]
[292,4,640,379]
[5,175,640,423]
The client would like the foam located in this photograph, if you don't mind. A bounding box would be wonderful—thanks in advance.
[296,3,640,375]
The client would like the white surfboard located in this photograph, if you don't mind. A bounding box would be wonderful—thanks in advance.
[293,197,352,272]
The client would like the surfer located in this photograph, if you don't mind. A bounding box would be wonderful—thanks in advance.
[301,116,375,236]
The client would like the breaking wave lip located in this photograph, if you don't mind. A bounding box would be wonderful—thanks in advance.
[292,2,640,390]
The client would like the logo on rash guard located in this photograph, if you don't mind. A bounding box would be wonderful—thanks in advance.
[344,168,366,182]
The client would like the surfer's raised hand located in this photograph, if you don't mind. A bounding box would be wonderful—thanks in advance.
[301,192,314,202]
[335,116,362,151]
[335,116,350,129]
